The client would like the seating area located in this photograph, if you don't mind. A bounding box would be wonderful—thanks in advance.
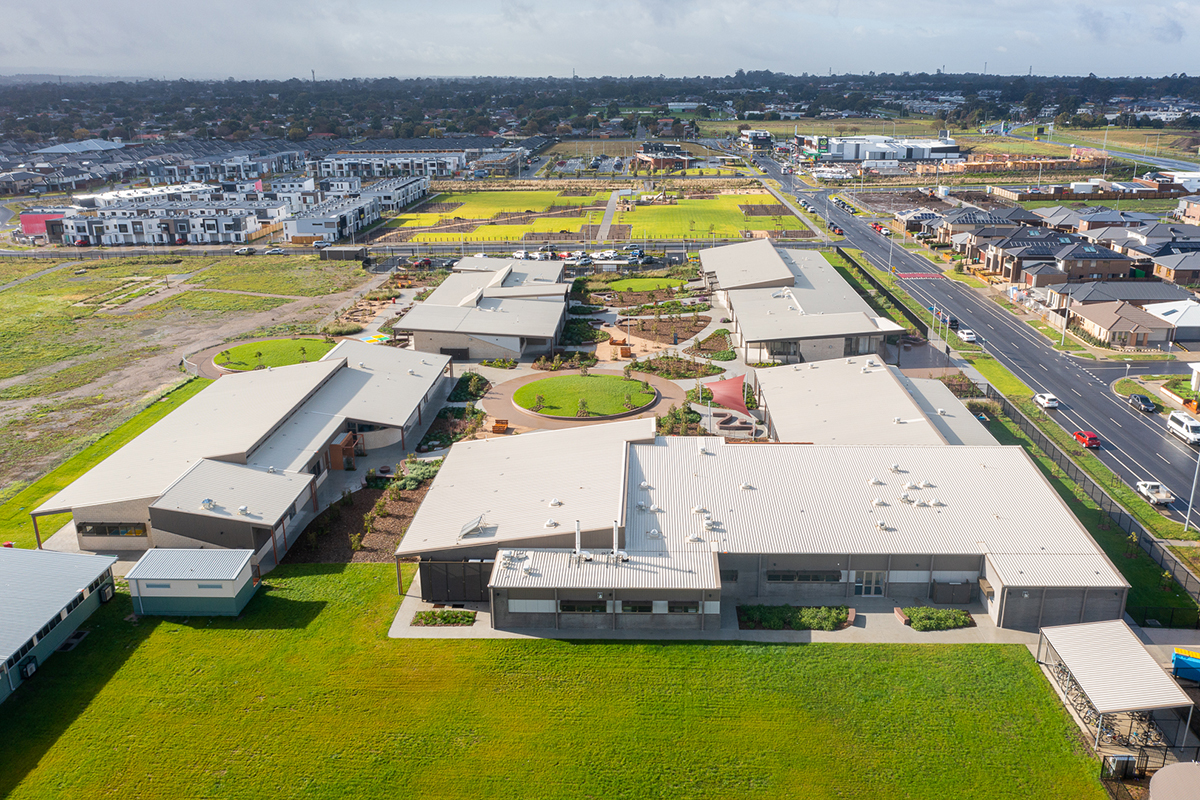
[714,412,753,432]
[491,418,509,434]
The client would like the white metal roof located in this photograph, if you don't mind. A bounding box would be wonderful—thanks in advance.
[394,295,564,339]
[150,460,313,527]
[35,360,342,515]
[125,548,254,582]
[624,438,1127,581]
[898,376,997,447]
[986,552,1129,589]
[757,359,948,445]
[0,548,117,662]
[423,270,565,305]
[733,306,901,343]
[1041,620,1192,714]
[701,239,796,289]
[395,418,657,556]
[488,548,720,591]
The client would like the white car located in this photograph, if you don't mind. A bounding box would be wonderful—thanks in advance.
[958,329,977,343]
[1033,393,1060,409]
[512,250,529,259]
[472,252,488,258]
[569,250,587,258]
[263,247,285,255]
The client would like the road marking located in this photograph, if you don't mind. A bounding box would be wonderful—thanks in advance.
[1039,363,1047,370]
[1110,418,1121,427]
[1158,453,1171,463]
[1071,389,1081,396]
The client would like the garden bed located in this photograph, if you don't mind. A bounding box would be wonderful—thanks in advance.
[737,604,850,632]
[412,609,477,627]
[632,354,724,379]
[447,372,491,402]
[562,319,612,345]
[620,316,711,345]
[683,329,736,361]
[418,405,485,450]
[657,404,705,435]
[902,607,974,632]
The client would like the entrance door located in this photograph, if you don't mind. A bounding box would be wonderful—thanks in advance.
[855,571,885,596]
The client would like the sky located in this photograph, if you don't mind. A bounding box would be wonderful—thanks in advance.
[0,0,1195,81]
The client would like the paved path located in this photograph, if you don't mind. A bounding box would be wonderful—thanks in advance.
[0,259,84,292]
[478,367,685,432]
[595,190,620,241]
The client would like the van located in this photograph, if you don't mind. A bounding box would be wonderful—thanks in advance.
[1168,411,1200,444]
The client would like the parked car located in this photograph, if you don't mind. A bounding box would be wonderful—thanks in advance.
[946,317,959,331]
[1033,393,1059,409]
[313,241,330,248]
[234,247,256,255]
[263,247,285,255]
[1168,411,1200,444]
[512,250,529,259]
[622,244,642,251]
[1072,430,1100,449]
[73,239,90,246]
[958,329,977,343]
[1128,394,1156,413]
[536,244,554,252]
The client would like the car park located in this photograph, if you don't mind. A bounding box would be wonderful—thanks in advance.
[1072,430,1100,449]
[1128,394,1156,413]
[958,329,977,343]
[1033,393,1059,409]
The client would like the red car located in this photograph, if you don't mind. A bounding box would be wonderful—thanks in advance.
[1073,430,1100,449]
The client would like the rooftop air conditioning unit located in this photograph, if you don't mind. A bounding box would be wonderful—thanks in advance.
[872,498,885,507]
[875,520,887,531]
[891,464,901,473]
[649,504,660,512]
[691,505,706,514]
[649,529,662,539]
[99,584,114,603]
[937,408,947,416]
[544,519,558,528]
[640,481,650,490]
[549,498,562,507]
[267,466,276,474]
[407,369,415,375]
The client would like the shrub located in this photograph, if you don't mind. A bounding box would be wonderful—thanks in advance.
[340,489,353,508]
[903,607,972,632]
[737,604,849,632]
[709,349,737,361]
[349,532,364,551]
[322,321,365,336]
[412,609,477,626]
[448,372,491,402]
[394,457,442,490]
[373,497,390,518]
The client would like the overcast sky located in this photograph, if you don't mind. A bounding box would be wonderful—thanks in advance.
[1,0,1194,81]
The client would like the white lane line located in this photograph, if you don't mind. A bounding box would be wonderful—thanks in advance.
[1110,418,1121,427]
[1039,363,1048,370]
[1158,453,1171,463]
[1071,389,1081,396]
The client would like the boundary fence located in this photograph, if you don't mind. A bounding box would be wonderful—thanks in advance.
[836,246,929,336]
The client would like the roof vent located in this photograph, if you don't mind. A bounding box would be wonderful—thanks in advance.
[636,501,646,510]
[793,364,801,371]
[200,498,215,510]
[867,359,876,367]
[618,551,630,562]
[691,505,706,514]
[937,408,947,416]
[649,528,662,539]
[862,366,869,373]
[687,532,705,543]
[544,518,558,528]
[899,492,912,504]
[740,482,753,490]
[267,466,276,474]
[649,504,661,512]
[698,442,707,455]
[869,477,883,486]
[639,481,650,490]
[920,479,933,488]
[237,505,249,515]
[359,361,364,368]
[549,498,562,507]
[522,565,534,575]
[915,499,929,508]
[408,368,415,375]
[893,417,902,424]
[890,463,902,473]
[872,497,886,507]
[876,520,887,531]
[932,498,944,506]
[846,358,853,364]
[266,366,272,371]
[704,519,715,530]
[904,482,917,490]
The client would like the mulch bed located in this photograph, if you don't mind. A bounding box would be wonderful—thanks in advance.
[739,204,792,216]
[621,316,711,345]
[684,332,732,356]
[283,479,435,564]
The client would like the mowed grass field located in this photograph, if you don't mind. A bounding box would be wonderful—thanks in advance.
[0,564,1106,800]
[0,377,211,548]
[217,337,334,370]
[607,277,686,292]
[513,374,656,416]
[622,194,788,239]
[1016,125,1200,162]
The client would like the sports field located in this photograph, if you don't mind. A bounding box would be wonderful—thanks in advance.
[621,194,791,239]
[0,564,1106,800]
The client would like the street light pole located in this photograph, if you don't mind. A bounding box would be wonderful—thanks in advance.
[1186,449,1200,533]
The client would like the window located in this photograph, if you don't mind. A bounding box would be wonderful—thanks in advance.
[197,583,224,590]
[65,592,84,612]
[144,583,171,589]
[78,522,146,537]
[117,224,128,233]
[720,570,738,583]
[559,600,607,613]
[622,601,652,613]
[767,571,840,583]
[668,601,699,614]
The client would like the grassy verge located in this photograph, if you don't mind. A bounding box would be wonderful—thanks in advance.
[942,270,988,289]
[1026,321,1091,355]
[0,563,1107,799]
[0,377,212,548]
[1113,378,1167,413]
[1106,352,1176,361]
[989,410,1198,609]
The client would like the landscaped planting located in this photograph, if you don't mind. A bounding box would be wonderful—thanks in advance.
[903,607,974,632]
[606,277,685,293]
[412,609,477,626]
[632,355,724,379]
[0,564,1107,800]
[513,374,655,417]
[418,405,485,450]
[738,604,850,631]
[447,372,492,402]
[561,319,611,345]
[216,338,333,370]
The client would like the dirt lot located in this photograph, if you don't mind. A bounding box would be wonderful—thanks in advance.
[951,191,1012,211]
[854,191,954,214]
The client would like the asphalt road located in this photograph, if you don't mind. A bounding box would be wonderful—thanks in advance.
[769,159,1200,523]
[1007,127,1200,173]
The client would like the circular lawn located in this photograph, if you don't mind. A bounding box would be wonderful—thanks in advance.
[512,374,656,418]
[606,277,684,293]
[216,338,335,371]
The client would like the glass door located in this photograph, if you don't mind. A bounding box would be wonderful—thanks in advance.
[854,571,885,596]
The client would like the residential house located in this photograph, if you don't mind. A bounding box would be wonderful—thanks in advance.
[1070,301,1173,347]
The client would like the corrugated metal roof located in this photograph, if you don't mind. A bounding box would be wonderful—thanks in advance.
[125,548,254,582]
[150,460,313,527]
[395,296,564,339]
[0,548,117,662]
[733,306,900,343]
[987,552,1128,589]
[899,376,997,447]
[757,360,947,446]
[395,418,656,556]
[35,360,341,515]
[624,439,1126,586]
[489,548,720,590]
[1041,620,1192,714]
[701,239,795,290]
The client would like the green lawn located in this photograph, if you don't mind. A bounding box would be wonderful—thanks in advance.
[1027,321,1088,354]
[943,270,988,289]
[513,374,654,417]
[606,277,685,292]
[216,337,334,370]
[0,257,65,284]
[0,378,211,548]
[134,290,295,316]
[623,194,785,239]
[191,255,371,297]
[0,563,1107,800]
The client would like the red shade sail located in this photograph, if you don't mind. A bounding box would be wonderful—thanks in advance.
[705,374,749,417]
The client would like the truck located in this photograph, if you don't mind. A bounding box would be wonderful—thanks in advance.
[1136,481,1175,505]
